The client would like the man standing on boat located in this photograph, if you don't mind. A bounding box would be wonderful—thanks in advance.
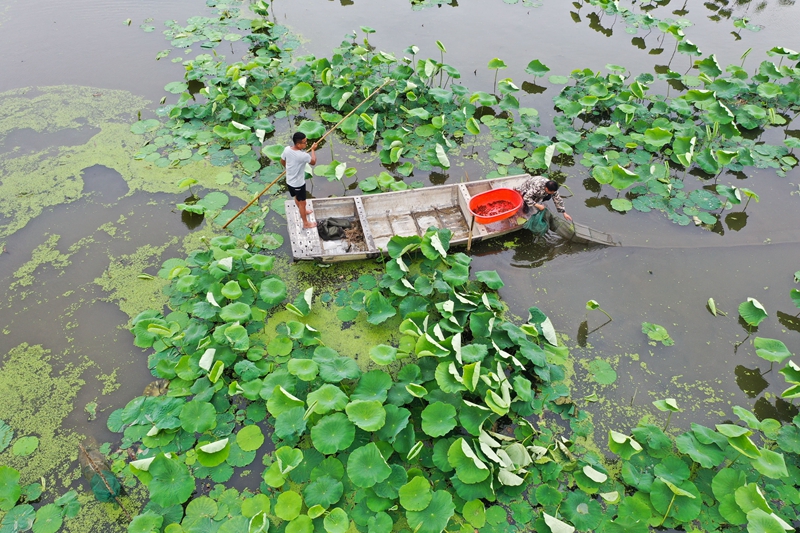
[515,176,572,222]
[281,132,318,229]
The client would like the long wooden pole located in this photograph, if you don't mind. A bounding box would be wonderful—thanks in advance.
[222,78,394,229]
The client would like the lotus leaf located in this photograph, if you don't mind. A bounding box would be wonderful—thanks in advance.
[315,351,362,383]
[345,400,386,431]
[275,406,307,439]
[303,475,343,509]
[267,335,293,357]
[675,432,725,468]
[12,436,38,456]
[147,454,195,507]
[561,491,603,531]
[2,504,35,532]
[536,484,563,508]
[196,440,231,467]
[351,370,393,403]
[220,302,251,322]
[739,298,768,327]
[750,447,788,479]
[0,466,21,511]
[31,503,64,533]
[347,443,391,488]
[237,425,264,452]
[324,508,349,533]
[275,490,303,521]
[287,359,319,381]
[260,278,287,305]
[753,337,792,363]
[267,386,304,417]
[448,438,489,484]
[306,384,349,415]
[297,120,325,139]
[405,491,455,533]
[421,402,457,437]
[369,345,397,365]
[745,509,788,533]
[311,413,355,455]
[180,401,217,433]
[649,478,701,522]
[398,476,432,511]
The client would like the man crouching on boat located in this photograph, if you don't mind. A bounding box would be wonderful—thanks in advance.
[515,176,573,222]
[281,132,318,229]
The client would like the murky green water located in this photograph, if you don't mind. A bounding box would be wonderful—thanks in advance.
[1,0,799,530]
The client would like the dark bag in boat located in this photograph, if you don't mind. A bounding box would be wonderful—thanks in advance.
[522,209,549,236]
[317,217,352,241]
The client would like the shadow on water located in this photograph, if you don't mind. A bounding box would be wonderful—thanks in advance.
[734,365,769,397]
[81,165,129,202]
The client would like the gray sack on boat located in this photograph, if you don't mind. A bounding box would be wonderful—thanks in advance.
[317,217,353,241]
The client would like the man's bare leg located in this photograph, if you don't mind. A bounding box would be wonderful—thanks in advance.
[296,198,316,229]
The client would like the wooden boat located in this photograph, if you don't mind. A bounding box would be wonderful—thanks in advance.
[285,174,620,262]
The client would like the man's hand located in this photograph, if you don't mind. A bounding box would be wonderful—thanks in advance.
[534,203,545,211]
[564,213,573,222]
[310,142,319,151]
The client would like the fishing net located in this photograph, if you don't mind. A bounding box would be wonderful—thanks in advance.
[80,442,121,503]
[523,209,576,240]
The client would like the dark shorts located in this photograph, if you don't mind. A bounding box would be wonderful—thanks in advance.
[287,183,307,202]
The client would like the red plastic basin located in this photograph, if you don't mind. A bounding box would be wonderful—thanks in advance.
[468,188,523,224]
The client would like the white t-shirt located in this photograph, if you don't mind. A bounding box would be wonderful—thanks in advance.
[281,146,311,188]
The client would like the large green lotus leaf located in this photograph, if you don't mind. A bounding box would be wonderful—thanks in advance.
[324,508,349,533]
[267,335,293,357]
[275,490,303,521]
[776,424,800,454]
[365,290,397,325]
[307,384,349,414]
[753,337,792,363]
[127,511,163,533]
[649,479,701,522]
[311,458,345,482]
[260,278,287,305]
[475,270,504,290]
[303,475,343,509]
[561,491,603,531]
[608,164,641,190]
[311,413,355,455]
[399,476,432,512]
[315,354,362,383]
[287,359,319,382]
[688,189,722,210]
[1,504,35,532]
[180,401,217,433]
[297,121,325,139]
[728,434,761,458]
[745,509,787,533]
[735,483,771,514]
[351,370,393,402]
[31,503,64,533]
[405,490,455,533]
[711,467,747,502]
[421,402,457,437]
[462,500,486,528]
[536,484,563,508]
[196,440,231,467]
[750,448,788,479]
[376,405,411,443]
[739,298,767,327]
[236,425,265,452]
[448,438,490,484]
[275,446,303,475]
[224,324,249,351]
[643,127,673,148]
[675,432,725,468]
[290,82,315,103]
[241,494,270,518]
[148,455,195,507]
[246,254,275,272]
[275,406,308,439]
[347,443,391,488]
[219,302,251,322]
[267,386,304,417]
[345,400,386,431]
[220,280,242,300]
[369,345,397,365]
[0,466,21,511]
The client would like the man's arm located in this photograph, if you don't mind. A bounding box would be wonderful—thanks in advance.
[309,143,318,165]
[552,192,573,221]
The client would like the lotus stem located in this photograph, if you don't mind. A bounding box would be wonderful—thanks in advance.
[597,308,613,321]
[658,494,676,527]
[663,411,673,431]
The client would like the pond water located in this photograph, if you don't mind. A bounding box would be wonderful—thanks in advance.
[1,0,799,530]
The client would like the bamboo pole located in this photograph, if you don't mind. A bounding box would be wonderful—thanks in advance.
[222,78,394,229]
[79,445,132,521]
